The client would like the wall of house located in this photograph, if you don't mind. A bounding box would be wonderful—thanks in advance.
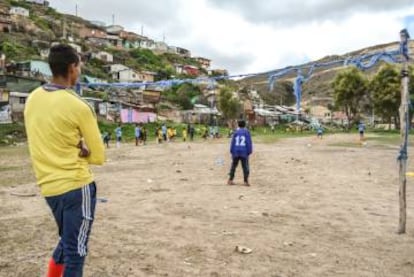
[139,73,155,83]
[119,70,140,82]
[30,60,52,77]
[93,52,113,63]
[26,0,47,5]
[109,64,128,73]
[10,95,26,122]
[10,7,29,17]
[78,27,106,39]
[0,104,11,123]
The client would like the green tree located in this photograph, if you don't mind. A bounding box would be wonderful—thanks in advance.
[156,65,174,81]
[369,64,400,126]
[130,48,163,69]
[332,67,368,127]
[164,83,202,110]
[175,83,201,109]
[218,87,240,123]
[260,80,294,105]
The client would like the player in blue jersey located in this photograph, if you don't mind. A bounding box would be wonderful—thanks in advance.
[358,122,366,141]
[228,120,253,186]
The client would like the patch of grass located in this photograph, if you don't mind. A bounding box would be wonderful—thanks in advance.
[0,165,20,172]
[365,133,414,146]
[328,142,365,148]
[252,132,315,144]
[366,135,400,145]
[0,123,26,145]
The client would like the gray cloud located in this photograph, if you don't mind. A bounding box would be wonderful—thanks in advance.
[49,0,183,32]
[207,0,414,25]
[190,42,255,73]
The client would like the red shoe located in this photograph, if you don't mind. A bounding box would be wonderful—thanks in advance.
[244,182,250,187]
[227,180,235,185]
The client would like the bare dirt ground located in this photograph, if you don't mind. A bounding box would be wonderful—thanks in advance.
[2,134,414,277]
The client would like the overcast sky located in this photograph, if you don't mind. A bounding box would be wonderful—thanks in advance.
[48,0,414,75]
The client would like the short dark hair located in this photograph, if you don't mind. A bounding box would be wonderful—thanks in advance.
[48,44,79,78]
[238,120,246,128]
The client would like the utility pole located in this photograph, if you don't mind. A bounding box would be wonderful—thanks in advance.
[62,17,66,39]
[75,4,78,17]
[112,14,115,25]
[398,28,410,234]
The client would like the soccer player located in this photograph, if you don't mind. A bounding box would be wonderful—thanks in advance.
[135,123,141,146]
[358,121,366,141]
[228,120,253,186]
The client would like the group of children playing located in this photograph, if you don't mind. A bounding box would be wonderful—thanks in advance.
[315,121,366,141]
[101,123,198,147]
[101,123,148,148]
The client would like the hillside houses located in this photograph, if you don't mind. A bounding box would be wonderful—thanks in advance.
[0,75,44,122]
[0,0,230,126]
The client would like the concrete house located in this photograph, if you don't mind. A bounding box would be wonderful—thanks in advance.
[16,60,52,78]
[105,24,124,35]
[92,51,113,63]
[105,64,138,82]
[78,25,106,40]
[106,34,123,49]
[183,65,199,76]
[106,64,129,74]
[117,69,142,82]
[194,57,211,69]
[176,47,191,57]
[10,6,29,17]
[139,71,156,83]
[25,0,49,6]
[153,41,168,54]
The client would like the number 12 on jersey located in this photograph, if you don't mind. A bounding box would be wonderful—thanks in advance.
[235,135,246,146]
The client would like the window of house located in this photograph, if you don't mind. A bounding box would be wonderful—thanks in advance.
[19,97,26,104]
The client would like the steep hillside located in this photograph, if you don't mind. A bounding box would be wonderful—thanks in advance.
[239,41,414,105]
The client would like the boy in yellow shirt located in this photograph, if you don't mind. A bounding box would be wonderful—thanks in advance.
[182,127,188,142]
[24,44,105,277]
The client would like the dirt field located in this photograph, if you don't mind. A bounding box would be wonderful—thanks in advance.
[1,134,414,277]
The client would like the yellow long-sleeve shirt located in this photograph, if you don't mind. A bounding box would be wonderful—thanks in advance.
[24,86,105,197]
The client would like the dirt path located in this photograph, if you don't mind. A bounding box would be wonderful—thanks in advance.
[1,134,414,277]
